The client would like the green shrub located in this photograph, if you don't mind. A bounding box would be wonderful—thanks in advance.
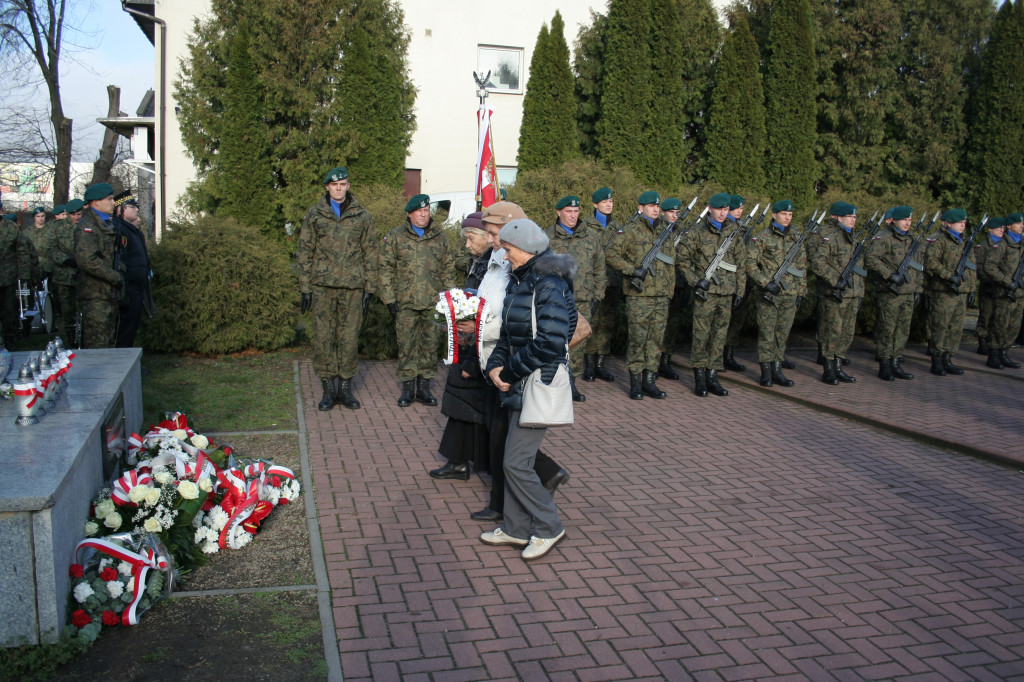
[138,216,297,355]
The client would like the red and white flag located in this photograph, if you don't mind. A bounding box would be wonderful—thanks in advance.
[475,108,498,208]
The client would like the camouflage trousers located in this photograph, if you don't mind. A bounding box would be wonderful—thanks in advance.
[817,292,861,360]
[725,289,750,347]
[588,286,622,355]
[53,283,77,334]
[992,294,1024,349]
[395,307,439,381]
[663,284,691,351]
[976,292,995,341]
[874,291,916,360]
[79,298,117,349]
[0,284,18,342]
[311,286,363,380]
[690,293,731,370]
[755,294,798,363]
[927,290,966,355]
[568,299,591,375]
[624,295,669,373]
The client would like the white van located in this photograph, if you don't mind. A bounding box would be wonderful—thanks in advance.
[429,192,477,223]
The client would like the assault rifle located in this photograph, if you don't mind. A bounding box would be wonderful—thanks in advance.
[630,196,698,291]
[762,210,824,305]
[889,210,940,293]
[741,204,770,243]
[949,213,988,291]
[694,224,744,301]
[829,210,881,302]
[1009,248,1024,301]
[672,205,708,248]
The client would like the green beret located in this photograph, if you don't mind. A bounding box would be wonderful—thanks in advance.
[65,199,85,213]
[660,198,682,211]
[729,195,744,210]
[890,205,912,221]
[772,199,794,213]
[987,217,1005,229]
[709,192,732,209]
[32,206,46,215]
[883,208,893,220]
[638,191,660,206]
[323,166,349,184]
[1006,212,1023,224]
[555,195,581,210]
[942,208,967,223]
[404,193,430,213]
[829,201,856,217]
[84,183,114,202]
[3,214,16,222]
[592,187,612,203]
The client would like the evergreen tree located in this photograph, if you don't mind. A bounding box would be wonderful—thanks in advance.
[598,0,656,183]
[676,0,722,181]
[573,10,609,158]
[517,11,579,172]
[705,12,767,195]
[647,0,685,187]
[762,0,818,207]
[966,0,1024,214]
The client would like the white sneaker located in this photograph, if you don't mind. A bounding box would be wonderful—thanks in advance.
[521,530,566,560]
[480,528,528,546]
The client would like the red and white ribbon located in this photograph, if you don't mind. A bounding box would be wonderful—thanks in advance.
[476,298,491,363]
[111,469,154,506]
[442,290,458,365]
[74,537,170,626]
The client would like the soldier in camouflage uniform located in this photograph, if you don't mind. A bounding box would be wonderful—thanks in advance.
[605,191,680,400]
[46,198,83,341]
[747,199,807,387]
[659,198,689,382]
[579,187,620,383]
[379,193,457,407]
[297,166,377,411]
[0,209,36,346]
[997,214,1024,366]
[723,195,752,372]
[974,217,1003,361]
[680,192,747,397]
[544,194,606,402]
[981,214,1023,369]
[25,207,52,282]
[865,205,921,381]
[75,183,123,349]
[923,208,977,376]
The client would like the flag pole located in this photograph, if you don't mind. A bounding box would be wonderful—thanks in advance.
[472,71,491,212]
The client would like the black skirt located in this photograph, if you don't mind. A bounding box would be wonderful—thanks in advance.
[437,417,490,473]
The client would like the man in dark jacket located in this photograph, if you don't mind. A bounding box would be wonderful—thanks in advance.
[113,192,153,347]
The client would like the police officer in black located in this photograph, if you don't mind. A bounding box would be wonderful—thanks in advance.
[112,191,153,347]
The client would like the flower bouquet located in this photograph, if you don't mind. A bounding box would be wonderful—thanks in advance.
[435,288,489,365]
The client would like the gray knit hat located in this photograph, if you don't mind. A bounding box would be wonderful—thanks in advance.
[500,218,549,255]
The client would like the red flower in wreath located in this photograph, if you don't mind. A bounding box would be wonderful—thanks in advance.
[101,610,120,626]
[99,567,119,582]
[71,610,92,628]
[69,564,84,578]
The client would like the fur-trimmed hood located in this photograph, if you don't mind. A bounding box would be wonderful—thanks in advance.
[511,249,577,287]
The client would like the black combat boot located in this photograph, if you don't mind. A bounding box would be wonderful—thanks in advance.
[823,358,840,385]
[415,377,438,405]
[570,376,586,402]
[693,367,708,397]
[706,369,728,396]
[629,372,643,400]
[942,353,964,375]
[723,346,745,372]
[429,460,470,480]
[840,357,851,366]
[816,343,826,366]
[318,378,337,411]
[1000,349,1021,369]
[335,377,360,409]
[594,355,615,382]
[771,361,794,387]
[582,354,596,382]
[977,337,990,355]
[398,380,415,407]
[892,358,914,380]
[641,370,667,399]
[759,362,773,387]
[781,355,796,370]
[930,355,946,376]
[877,359,895,381]
[835,358,856,383]
[986,348,1004,369]
[658,353,679,380]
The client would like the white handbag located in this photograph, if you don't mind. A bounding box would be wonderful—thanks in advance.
[518,293,574,428]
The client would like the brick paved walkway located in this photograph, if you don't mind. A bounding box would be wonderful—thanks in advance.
[303,349,1024,681]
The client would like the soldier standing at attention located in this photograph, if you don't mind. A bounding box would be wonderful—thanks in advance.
[981,214,1023,369]
[808,202,863,384]
[46,198,83,341]
[579,187,620,383]
[974,217,1004,362]
[379,193,457,408]
[723,195,749,372]
[544,195,606,402]
[1,207,35,347]
[681,192,747,397]
[75,183,123,348]
[605,191,678,400]
[865,205,920,381]
[297,166,377,411]
[997,213,1024,368]
[924,208,976,376]
[747,200,806,388]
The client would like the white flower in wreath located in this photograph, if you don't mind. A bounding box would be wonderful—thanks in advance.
[95,498,115,519]
[118,561,133,577]
[201,540,220,554]
[154,471,174,485]
[190,434,209,449]
[207,507,229,531]
[266,488,281,506]
[106,581,124,599]
[128,485,151,504]
[103,512,122,530]
[170,429,188,441]
[73,583,94,603]
[144,487,162,507]
[126,577,134,593]
[84,521,99,536]
[177,480,200,500]
[143,517,162,533]
[198,476,213,493]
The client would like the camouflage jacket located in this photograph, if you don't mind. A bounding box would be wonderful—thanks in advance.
[45,218,79,286]
[0,217,36,287]
[74,209,123,301]
[924,229,977,294]
[579,210,622,288]
[378,219,457,310]
[25,223,55,277]
[544,219,606,302]
[297,193,377,293]
[865,224,925,295]
[605,215,680,297]
[680,215,748,297]
[978,233,1019,292]
[807,218,865,298]
[746,222,808,297]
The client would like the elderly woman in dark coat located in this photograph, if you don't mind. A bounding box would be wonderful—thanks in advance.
[483,218,577,561]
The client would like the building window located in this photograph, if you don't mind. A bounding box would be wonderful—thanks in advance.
[496,166,518,187]
[478,46,523,93]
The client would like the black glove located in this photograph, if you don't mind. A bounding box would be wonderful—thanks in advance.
[765,281,782,296]
[888,272,906,287]
[949,273,963,288]
[362,292,371,314]
[967,292,976,307]
[590,300,599,317]
[732,295,743,310]
[631,267,648,281]
[795,295,804,308]
[914,293,921,306]
[62,257,77,268]
[300,292,312,314]
[387,302,398,319]
[696,278,711,291]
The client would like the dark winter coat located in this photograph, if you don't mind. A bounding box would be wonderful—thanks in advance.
[440,251,490,424]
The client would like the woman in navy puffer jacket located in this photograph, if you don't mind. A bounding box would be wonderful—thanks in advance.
[484,218,577,561]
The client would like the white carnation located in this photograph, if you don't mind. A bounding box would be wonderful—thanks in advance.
[73,582,94,603]
[106,581,124,599]
[118,561,133,576]
[126,577,135,593]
